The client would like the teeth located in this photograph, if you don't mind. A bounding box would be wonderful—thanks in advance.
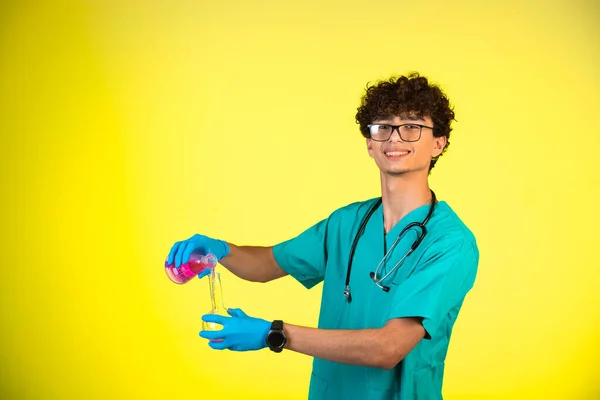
[386,151,408,156]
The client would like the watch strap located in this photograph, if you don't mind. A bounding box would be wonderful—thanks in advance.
[271,320,284,331]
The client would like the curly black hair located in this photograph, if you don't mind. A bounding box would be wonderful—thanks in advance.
[355,72,456,171]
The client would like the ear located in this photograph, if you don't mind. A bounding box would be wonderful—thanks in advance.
[432,136,447,158]
[367,138,375,158]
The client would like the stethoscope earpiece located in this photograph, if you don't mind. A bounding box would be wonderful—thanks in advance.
[371,271,391,292]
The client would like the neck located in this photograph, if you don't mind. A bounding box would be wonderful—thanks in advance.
[208,271,226,311]
[380,172,432,234]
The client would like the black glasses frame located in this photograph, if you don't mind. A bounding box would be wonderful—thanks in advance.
[367,123,434,142]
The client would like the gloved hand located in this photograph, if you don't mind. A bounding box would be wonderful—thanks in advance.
[199,308,271,351]
[167,234,230,269]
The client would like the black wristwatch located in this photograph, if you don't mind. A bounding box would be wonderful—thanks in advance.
[266,320,287,353]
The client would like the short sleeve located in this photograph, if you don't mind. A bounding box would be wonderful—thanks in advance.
[272,217,331,290]
[388,234,479,340]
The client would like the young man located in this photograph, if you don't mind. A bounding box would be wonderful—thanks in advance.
[166,72,479,399]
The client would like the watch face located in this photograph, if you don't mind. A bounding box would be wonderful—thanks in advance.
[269,331,286,348]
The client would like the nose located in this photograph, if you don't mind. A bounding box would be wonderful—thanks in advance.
[388,127,403,142]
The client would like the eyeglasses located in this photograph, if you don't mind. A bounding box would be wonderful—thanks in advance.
[367,123,433,142]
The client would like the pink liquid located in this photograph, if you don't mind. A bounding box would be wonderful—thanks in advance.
[165,253,217,284]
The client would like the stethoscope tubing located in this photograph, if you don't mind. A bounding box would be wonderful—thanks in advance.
[344,191,437,301]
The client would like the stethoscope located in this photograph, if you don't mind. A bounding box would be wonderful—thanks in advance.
[343,190,437,303]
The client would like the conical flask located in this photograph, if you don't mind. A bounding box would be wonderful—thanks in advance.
[202,269,228,338]
[165,252,217,284]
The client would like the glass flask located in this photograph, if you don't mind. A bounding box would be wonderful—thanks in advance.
[165,252,217,284]
[202,269,228,341]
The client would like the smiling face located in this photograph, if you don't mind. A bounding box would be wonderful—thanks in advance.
[355,73,456,175]
[367,113,447,176]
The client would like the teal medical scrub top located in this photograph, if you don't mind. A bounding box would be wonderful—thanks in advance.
[272,197,479,400]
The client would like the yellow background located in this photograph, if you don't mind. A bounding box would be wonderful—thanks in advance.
[1,0,598,399]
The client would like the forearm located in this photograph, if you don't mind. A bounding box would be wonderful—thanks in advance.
[219,244,287,283]
[284,324,386,368]
[282,319,424,370]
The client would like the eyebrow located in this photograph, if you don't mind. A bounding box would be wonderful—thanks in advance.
[374,114,425,123]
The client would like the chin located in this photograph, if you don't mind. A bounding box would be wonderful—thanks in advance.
[385,168,411,176]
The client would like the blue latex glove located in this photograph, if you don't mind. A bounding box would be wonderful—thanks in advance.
[166,234,230,268]
[199,308,271,351]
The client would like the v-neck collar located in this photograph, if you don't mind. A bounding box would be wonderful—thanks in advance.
[375,200,435,244]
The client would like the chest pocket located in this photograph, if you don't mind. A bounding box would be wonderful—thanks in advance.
[378,228,421,286]
[387,231,431,286]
